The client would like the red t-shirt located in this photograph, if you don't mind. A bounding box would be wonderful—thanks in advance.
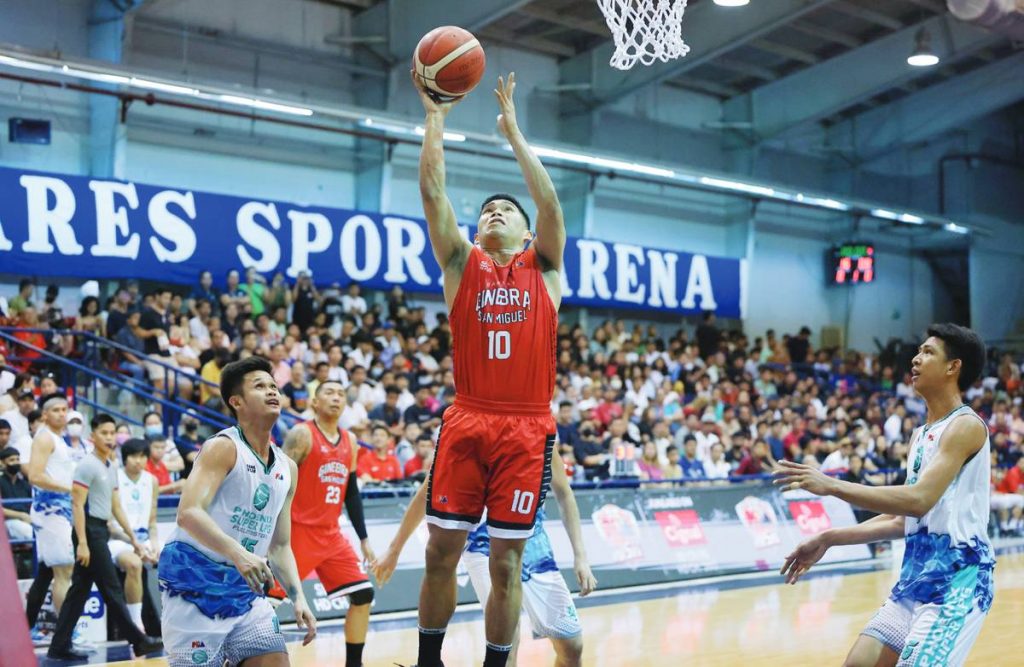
[998,465,1023,494]
[404,456,426,478]
[292,422,356,528]
[357,451,402,482]
[146,459,171,487]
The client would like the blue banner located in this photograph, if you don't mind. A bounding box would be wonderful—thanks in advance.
[0,166,743,317]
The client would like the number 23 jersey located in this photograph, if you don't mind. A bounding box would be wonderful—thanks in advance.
[450,245,558,415]
[291,421,357,529]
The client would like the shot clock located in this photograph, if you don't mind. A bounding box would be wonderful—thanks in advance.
[828,243,875,285]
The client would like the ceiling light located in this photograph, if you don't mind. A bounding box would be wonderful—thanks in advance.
[218,94,313,116]
[944,223,969,235]
[130,77,199,96]
[699,176,774,197]
[907,28,939,67]
[713,0,750,6]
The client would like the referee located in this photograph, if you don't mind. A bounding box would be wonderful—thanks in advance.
[46,413,163,661]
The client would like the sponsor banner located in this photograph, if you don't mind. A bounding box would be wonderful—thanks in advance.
[147,482,869,622]
[0,166,742,317]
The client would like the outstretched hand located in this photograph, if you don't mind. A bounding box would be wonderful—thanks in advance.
[773,460,838,496]
[780,535,829,584]
[411,70,462,116]
[494,72,520,139]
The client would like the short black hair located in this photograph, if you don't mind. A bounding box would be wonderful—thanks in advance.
[18,278,35,291]
[926,323,986,392]
[90,413,116,431]
[0,419,10,431]
[220,356,274,418]
[416,434,434,445]
[370,422,390,436]
[558,401,573,409]
[0,447,18,460]
[121,438,150,464]
[315,379,345,395]
[26,409,42,423]
[480,193,531,230]
[142,411,160,425]
[683,435,697,444]
[385,384,401,396]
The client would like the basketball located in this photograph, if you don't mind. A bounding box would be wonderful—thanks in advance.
[413,25,486,99]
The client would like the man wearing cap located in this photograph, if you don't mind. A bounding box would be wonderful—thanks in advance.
[65,410,92,462]
[0,387,36,446]
[47,414,162,661]
[1,446,33,542]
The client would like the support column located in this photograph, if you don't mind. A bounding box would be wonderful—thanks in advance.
[88,0,129,179]
[354,137,393,213]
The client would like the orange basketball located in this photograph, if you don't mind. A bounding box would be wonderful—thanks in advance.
[413,26,486,99]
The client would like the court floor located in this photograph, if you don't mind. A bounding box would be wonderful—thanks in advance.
[83,551,1024,666]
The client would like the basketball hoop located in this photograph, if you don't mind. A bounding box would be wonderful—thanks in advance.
[596,0,690,70]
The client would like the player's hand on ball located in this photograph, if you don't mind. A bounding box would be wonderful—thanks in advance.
[411,70,461,116]
[233,548,275,594]
[494,72,519,138]
[780,535,829,585]
[773,460,837,496]
[372,546,399,586]
[575,560,597,597]
[293,598,317,646]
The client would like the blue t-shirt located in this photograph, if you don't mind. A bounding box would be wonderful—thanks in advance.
[680,456,706,480]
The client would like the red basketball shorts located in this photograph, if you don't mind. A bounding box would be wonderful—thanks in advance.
[426,403,556,539]
[291,522,372,599]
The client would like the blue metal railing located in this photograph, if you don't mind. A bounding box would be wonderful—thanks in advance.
[0,329,233,434]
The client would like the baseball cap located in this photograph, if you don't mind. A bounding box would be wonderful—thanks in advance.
[67,410,84,423]
[701,413,717,423]
[577,398,597,412]
[417,335,430,345]
[16,388,35,400]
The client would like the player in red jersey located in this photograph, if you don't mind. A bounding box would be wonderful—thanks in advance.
[410,70,566,667]
[282,380,376,667]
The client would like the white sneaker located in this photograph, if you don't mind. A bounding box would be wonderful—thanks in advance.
[71,627,96,652]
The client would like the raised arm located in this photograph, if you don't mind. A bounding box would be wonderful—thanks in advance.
[413,71,470,273]
[549,458,596,596]
[495,73,565,271]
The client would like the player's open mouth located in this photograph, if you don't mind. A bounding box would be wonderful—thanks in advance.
[266,399,280,407]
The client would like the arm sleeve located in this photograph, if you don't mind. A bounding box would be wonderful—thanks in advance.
[344,478,368,541]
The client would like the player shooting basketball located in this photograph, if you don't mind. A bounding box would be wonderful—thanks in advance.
[409,69,566,667]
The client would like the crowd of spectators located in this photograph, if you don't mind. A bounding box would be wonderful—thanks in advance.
[2,273,1024,535]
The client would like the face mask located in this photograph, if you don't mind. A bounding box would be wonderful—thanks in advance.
[145,425,163,438]
[5,464,20,476]
[116,433,131,445]
[66,423,83,438]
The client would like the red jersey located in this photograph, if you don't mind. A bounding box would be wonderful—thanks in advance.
[998,465,1023,494]
[356,451,403,482]
[450,245,557,415]
[291,421,356,528]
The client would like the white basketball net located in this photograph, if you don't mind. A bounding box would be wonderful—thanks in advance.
[597,0,690,70]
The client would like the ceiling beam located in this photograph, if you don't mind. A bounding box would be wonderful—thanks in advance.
[353,0,532,63]
[904,0,946,13]
[668,77,743,98]
[829,50,1024,162]
[557,0,838,112]
[478,27,576,58]
[517,4,609,37]
[724,12,1004,139]
[788,20,863,48]
[828,1,905,30]
[710,57,780,81]
[749,38,821,64]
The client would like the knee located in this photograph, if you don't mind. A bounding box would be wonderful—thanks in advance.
[488,552,522,591]
[559,637,583,663]
[348,587,374,607]
[123,555,142,576]
[424,538,463,574]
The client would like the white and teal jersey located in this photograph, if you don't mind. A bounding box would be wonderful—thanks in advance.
[31,427,75,521]
[892,405,995,612]
[166,426,291,561]
[465,507,559,582]
[117,469,155,542]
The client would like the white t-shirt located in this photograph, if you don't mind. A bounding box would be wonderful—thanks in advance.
[341,295,367,316]
[884,414,903,443]
[704,458,731,479]
[340,402,368,430]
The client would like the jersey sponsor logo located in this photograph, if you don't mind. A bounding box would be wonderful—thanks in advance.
[246,463,257,474]
[191,640,208,665]
[788,500,832,536]
[317,460,350,486]
[475,287,532,310]
[735,496,780,549]
[480,260,492,272]
[253,483,271,511]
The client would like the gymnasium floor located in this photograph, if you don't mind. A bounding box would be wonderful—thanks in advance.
[70,549,1024,667]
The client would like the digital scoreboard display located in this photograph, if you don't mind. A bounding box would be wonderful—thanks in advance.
[828,243,875,285]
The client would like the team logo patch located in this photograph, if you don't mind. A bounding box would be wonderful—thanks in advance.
[131,489,140,501]
[190,640,207,664]
[480,260,492,272]
[901,639,919,661]
[439,495,448,505]
[253,483,271,511]
[272,616,281,634]
[246,464,257,474]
